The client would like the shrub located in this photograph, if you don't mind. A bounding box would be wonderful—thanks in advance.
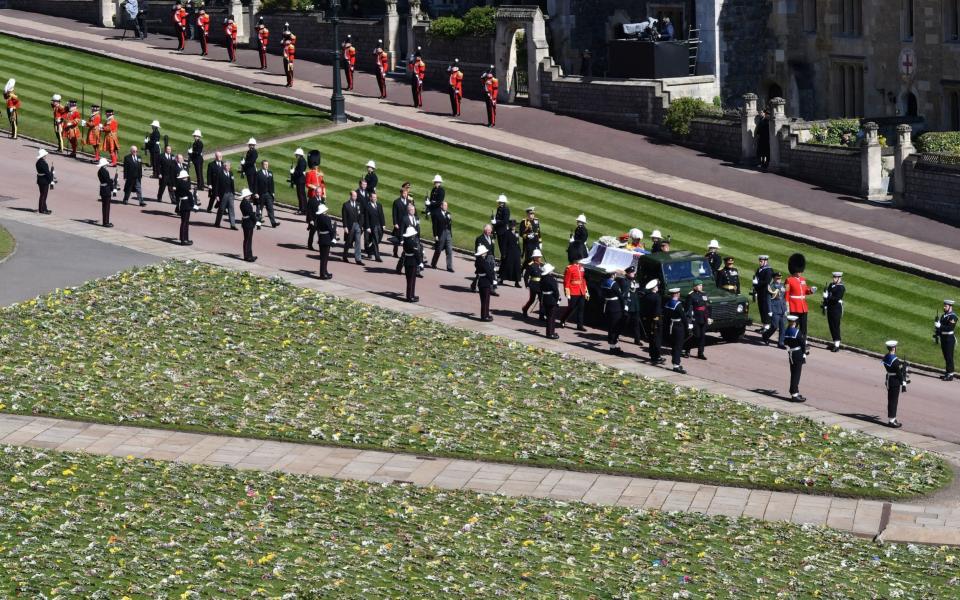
[664,97,710,136]
[917,131,960,155]
[429,16,466,39]
[809,119,861,146]
[463,6,496,37]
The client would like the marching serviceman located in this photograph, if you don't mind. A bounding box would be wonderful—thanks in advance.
[175,168,193,245]
[362,191,385,262]
[100,109,120,166]
[448,59,463,116]
[205,150,223,211]
[391,182,412,258]
[882,340,906,428]
[188,129,204,188]
[197,8,210,55]
[225,15,238,63]
[157,144,175,203]
[51,94,67,153]
[665,286,690,373]
[256,18,269,69]
[705,239,722,274]
[241,138,258,185]
[716,256,740,294]
[412,49,426,108]
[685,279,711,360]
[753,254,774,334]
[430,200,454,272]
[492,194,511,258]
[622,266,643,346]
[499,220,523,287]
[62,100,82,158]
[401,226,421,302]
[85,104,101,161]
[96,157,114,228]
[476,245,496,321]
[364,159,378,193]
[424,174,445,237]
[239,188,257,262]
[521,248,544,319]
[761,271,788,348]
[560,256,588,331]
[822,271,845,352]
[398,203,424,275]
[342,35,357,90]
[601,268,625,354]
[785,253,816,336]
[144,120,161,178]
[783,315,806,402]
[291,148,307,214]
[4,78,20,139]
[282,33,296,87]
[315,203,337,279]
[540,263,560,339]
[341,190,365,265]
[374,39,389,98]
[214,160,237,229]
[36,149,54,214]
[470,224,495,291]
[483,67,499,127]
[305,150,325,247]
[121,145,145,206]
[173,2,188,51]
[641,279,663,364]
[254,159,279,228]
[519,206,541,266]
[567,213,588,262]
[935,299,957,381]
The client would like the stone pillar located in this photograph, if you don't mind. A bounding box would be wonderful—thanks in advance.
[860,122,884,199]
[407,0,421,58]
[230,0,246,42]
[768,97,787,173]
[385,0,400,71]
[893,124,915,206]
[741,93,758,165]
[99,0,118,28]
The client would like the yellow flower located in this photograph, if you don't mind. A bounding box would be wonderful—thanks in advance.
[522,539,535,547]
[61,469,74,477]
[257,552,276,565]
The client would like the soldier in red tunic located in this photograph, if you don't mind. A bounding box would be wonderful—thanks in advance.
[483,67,499,127]
[173,3,188,51]
[3,78,20,139]
[447,59,463,116]
[412,51,426,108]
[342,35,357,91]
[785,253,817,337]
[224,15,238,63]
[51,94,67,152]
[283,35,296,88]
[62,100,82,158]
[100,109,120,167]
[197,9,210,56]
[256,18,269,69]
[85,104,102,162]
[374,40,389,99]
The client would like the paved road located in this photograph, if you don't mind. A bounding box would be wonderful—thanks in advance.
[2,10,960,278]
[1,133,957,444]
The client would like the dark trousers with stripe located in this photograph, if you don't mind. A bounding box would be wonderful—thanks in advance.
[886,375,901,419]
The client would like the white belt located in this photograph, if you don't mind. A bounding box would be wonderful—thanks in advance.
[943,332,955,336]
[604,297,620,302]
[542,291,555,295]
[788,347,802,352]
[789,295,805,299]
[671,318,681,322]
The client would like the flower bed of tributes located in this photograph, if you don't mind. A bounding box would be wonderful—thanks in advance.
[0,262,949,499]
[1,446,958,597]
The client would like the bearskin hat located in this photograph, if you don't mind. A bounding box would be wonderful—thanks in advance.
[788,252,806,275]
[307,150,321,168]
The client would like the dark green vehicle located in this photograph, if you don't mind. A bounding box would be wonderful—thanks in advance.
[582,247,752,342]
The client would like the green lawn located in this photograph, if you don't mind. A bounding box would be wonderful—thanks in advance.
[0,225,13,261]
[0,34,326,153]
[1,445,957,597]
[0,261,947,499]
[229,124,960,368]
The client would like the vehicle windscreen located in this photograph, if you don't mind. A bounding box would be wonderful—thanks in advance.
[662,259,713,284]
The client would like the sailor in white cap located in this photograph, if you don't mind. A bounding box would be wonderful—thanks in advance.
[239,188,258,262]
[292,148,308,214]
[752,254,774,333]
[935,299,957,381]
[625,228,644,251]
[241,139,258,186]
[189,129,205,189]
[823,271,846,352]
[519,206,541,264]
[175,169,194,245]
[401,226,422,302]
[520,248,545,319]
[4,78,20,139]
[492,194,511,257]
[145,120,162,178]
[315,203,337,279]
[882,340,906,428]
[425,174,445,238]
[121,145,145,207]
[364,160,378,194]
[96,158,115,227]
[600,267,625,354]
[568,214,589,263]
[539,263,561,338]
[783,315,806,402]
[641,278,663,363]
[704,239,722,274]
[650,229,665,253]
[35,148,54,214]
[475,245,496,321]
[664,286,689,373]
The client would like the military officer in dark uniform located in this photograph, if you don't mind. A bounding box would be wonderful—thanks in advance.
[567,214,589,262]
[96,157,114,227]
[705,239,722,274]
[752,254,774,333]
[315,203,337,279]
[121,145,145,206]
[650,230,664,253]
[823,271,845,352]
[392,182,413,258]
[145,120,161,178]
[492,194,510,258]
[158,145,176,203]
[475,245,496,321]
[401,226,421,302]
[882,340,906,428]
[239,188,257,262]
[254,160,279,228]
[470,224,496,292]
[424,174,445,238]
[188,129,204,189]
[600,268,624,354]
[240,138,258,186]
[622,266,643,346]
[716,256,740,294]
[784,315,806,402]
[935,299,957,381]
[519,207,541,265]
[685,279,711,360]
[641,279,663,363]
[540,263,560,339]
[292,148,308,214]
[35,149,54,214]
[521,248,544,319]
[363,191,385,262]
[175,169,193,245]
[364,160,378,194]
[664,287,689,373]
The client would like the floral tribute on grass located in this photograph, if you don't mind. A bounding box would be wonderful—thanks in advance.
[1,446,958,598]
[0,262,949,499]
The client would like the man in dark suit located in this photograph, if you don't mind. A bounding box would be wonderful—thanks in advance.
[239,188,257,262]
[362,191,385,262]
[291,148,307,214]
[341,190,365,265]
[391,182,412,258]
[241,138,258,185]
[254,159,279,228]
[470,224,496,292]
[96,157,114,228]
[430,199,454,272]
[157,145,175,203]
[206,151,223,212]
[121,145,145,206]
[214,161,237,229]
[188,129,204,189]
[35,149,53,214]
[356,178,370,204]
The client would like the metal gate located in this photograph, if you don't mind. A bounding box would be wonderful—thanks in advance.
[512,68,529,100]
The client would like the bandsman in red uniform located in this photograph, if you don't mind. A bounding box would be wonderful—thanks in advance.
[85,104,102,161]
[173,2,188,51]
[342,35,357,91]
[785,253,816,337]
[4,78,21,139]
[224,15,238,63]
[51,94,67,152]
[483,66,499,127]
[256,18,269,69]
[447,59,463,116]
[374,39,389,99]
[100,108,120,167]
[197,9,210,56]
[412,50,426,108]
[62,99,82,158]
[282,35,296,88]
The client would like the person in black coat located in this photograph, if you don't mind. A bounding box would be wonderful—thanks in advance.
[175,168,193,245]
[396,202,421,274]
[470,224,496,292]
[96,158,114,227]
[567,214,589,262]
[121,145,145,206]
[214,161,237,229]
[157,145,175,203]
[475,245,496,321]
[205,151,223,212]
[391,182,412,258]
[35,149,53,214]
[756,110,771,170]
[424,174,445,238]
[188,129,204,189]
[664,287,690,373]
[356,178,370,204]
[430,200,454,272]
[239,188,257,262]
[540,263,560,338]
[306,193,322,250]
[315,203,337,279]
[291,148,308,214]
[641,279,664,364]
[254,160,278,228]
[401,226,420,302]
[498,220,522,287]
[341,190,365,264]
[685,279,711,360]
[363,191,385,261]
[144,120,161,178]
[492,195,510,258]
[522,249,544,318]
[364,160,378,194]
[241,139,258,185]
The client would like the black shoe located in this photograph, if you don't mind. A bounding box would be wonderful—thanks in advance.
[558,321,565,329]
[395,267,402,274]
[672,366,686,374]
[654,358,666,365]
[417,274,424,279]
[491,291,499,297]
[696,353,706,360]
[357,261,365,266]
[682,350,690,358]
[943,374,955,381]
[139,203,146,207]
[791,394,806,403]
[230,226,238,231]
[777,344,786,349]
[182,240,193,246]
[482,316,493,322]
[515,282,521,288]
[447,268,455,273]
[763,338,770,346]
[122,200,129,205]
[41,210,52,214]
[103,223,114,228]
[411,296,420,303]
[888,420,903,428]
[376,258,383,263]
[548,333,560,339]
[576,326,586,332]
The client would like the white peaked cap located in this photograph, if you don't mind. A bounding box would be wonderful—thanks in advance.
[541,263,555,276]
[193,129,202,137]
[51,94,61,101]
[3,78,14,94]
[403,226,418,237]
[475,246,489,256]
[37,149,48,159]
[531,249,543,258]
[433,174,443,183]
[787,315,799,321]
[651,229,662,238]
[645,279,659,290]
[832,271,843,277]
[497,194,508,204]
[576,214,587,223]
[151,120,160,127]
[886,340,898,348]
[629,228,643,239]
[708,239,720,249]
[366,160,376,168]
[177,169,190,179]
[97,157,110,167]
[316,203,329,215]
[239,188,253,198]
[247,138,257,145]
[668,287,681,294]
[294,148,305,157]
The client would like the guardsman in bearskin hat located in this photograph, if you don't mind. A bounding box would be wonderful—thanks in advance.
[448,58,463,116]
[224,15,238,63]
[305,150,325,248]
[483,66,499,127]
[85,104,102,162]
[256,17,270,69]
[785,253,816,336]
[197,8,210,56]
[62,100,82,158]
[342,34,357,91]
[4,79,20,139]
[51,94,67,152]
[100,109,120,167]
[374,39,389,99]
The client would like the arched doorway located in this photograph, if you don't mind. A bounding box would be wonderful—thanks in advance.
[767,82,784,105]
[906,92,918,116]
[899,90,919,117]
[494,6,550,106]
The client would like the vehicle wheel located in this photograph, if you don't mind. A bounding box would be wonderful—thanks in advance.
[720,326,746,342]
